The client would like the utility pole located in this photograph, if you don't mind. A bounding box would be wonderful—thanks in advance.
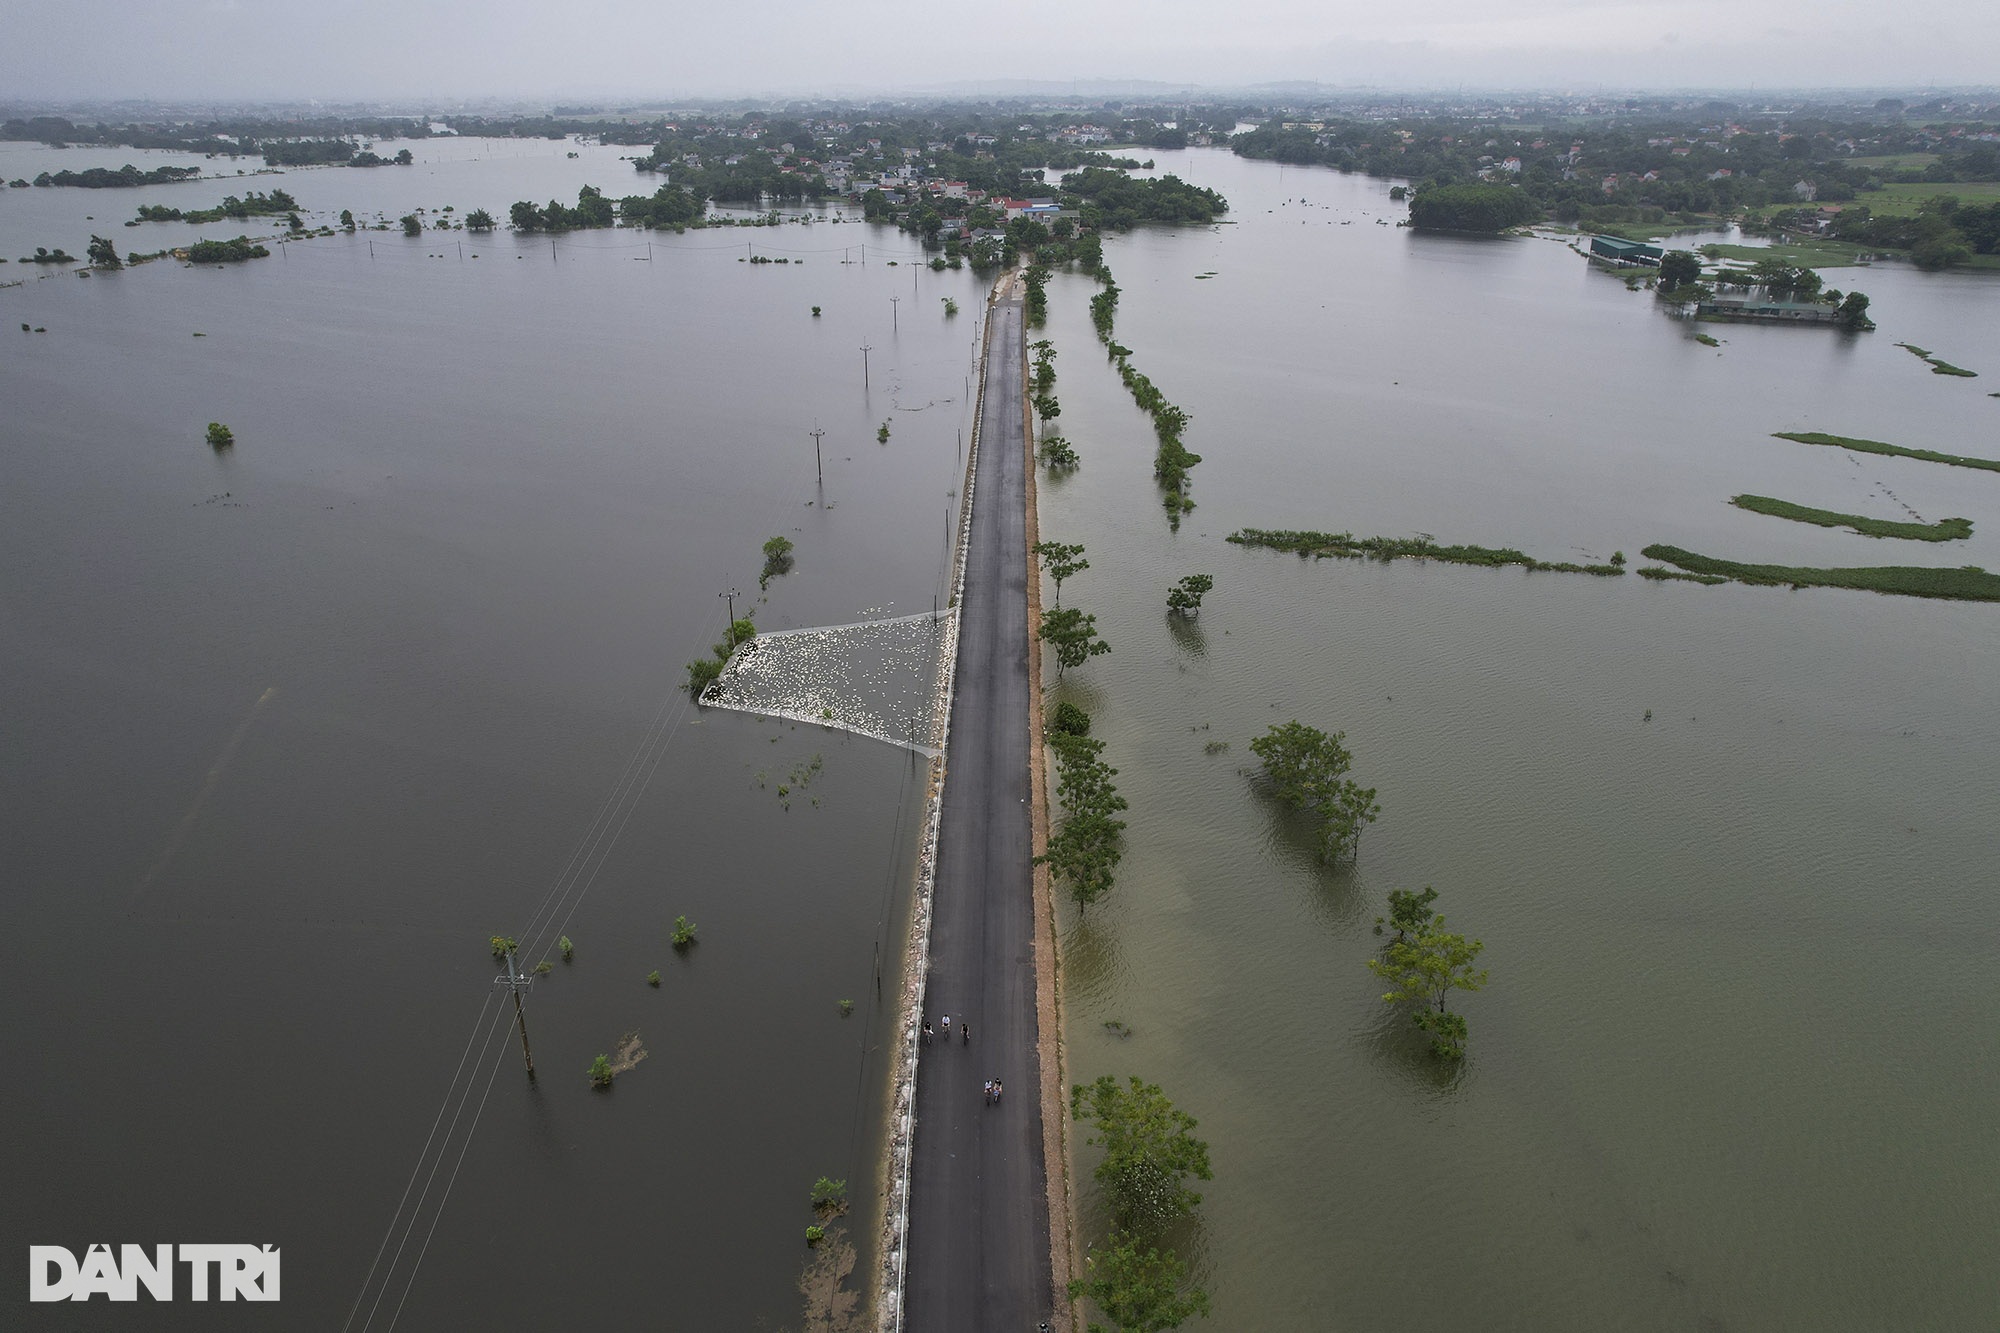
[890,294,899,331]
[719,588,741,647]
[494,948,535,1081]
[859,344,872,387]
[809,425,825,486]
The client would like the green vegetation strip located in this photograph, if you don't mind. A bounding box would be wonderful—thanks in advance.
[1699,240,1871,268]
[1730,495,1972,541]
[1899,342,1979,377]
[1640,544,2000,601]
[1229,529,1624,576]
[1771,431,2000,474]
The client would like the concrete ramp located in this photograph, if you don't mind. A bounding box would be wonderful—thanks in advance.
[703,610,956,756]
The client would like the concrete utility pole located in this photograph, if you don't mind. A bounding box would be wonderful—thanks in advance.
[719,588,742,647]
[890,294,899,331]
[859,344,872,387]
[494,948,535,1081]
[810,425,826,486]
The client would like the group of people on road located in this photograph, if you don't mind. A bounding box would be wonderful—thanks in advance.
[920,1011,999,1103]
[921,1012,972,1046]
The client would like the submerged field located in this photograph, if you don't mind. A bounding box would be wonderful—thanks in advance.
[1035,148,2000,1332]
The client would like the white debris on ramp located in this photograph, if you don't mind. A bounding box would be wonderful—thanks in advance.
[703,610,955,756]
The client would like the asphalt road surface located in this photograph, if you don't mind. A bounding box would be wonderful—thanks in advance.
[904,289,1053,1331]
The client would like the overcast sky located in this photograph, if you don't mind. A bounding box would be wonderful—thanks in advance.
[6,0,1993,104]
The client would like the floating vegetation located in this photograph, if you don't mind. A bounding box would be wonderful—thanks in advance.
[705,611,951,755]
[1640,544,2000,600]
[1771,431,2000,475]
[608,1031,647,1074]
[1695,333,1720,347]
[1229,528,1626,576]
[1898,342,1978,377]
[1731,495,1971,541]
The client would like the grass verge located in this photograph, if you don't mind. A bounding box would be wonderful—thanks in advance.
[1731,494,1972,541]
[1640,544,2000,600]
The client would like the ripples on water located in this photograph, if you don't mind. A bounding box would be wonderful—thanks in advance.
[1046,150,1999,1331]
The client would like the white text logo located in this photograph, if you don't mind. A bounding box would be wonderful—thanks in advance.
[29,1244,280,1302]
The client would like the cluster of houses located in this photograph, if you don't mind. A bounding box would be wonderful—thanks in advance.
[642,115,1102,219]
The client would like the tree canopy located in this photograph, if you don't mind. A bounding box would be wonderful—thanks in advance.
[1070,1075,1212,1234]
[1248,720,1380,860]
[1407,183,1537,233]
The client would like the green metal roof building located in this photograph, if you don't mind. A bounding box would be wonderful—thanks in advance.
[1589,235,1663,264]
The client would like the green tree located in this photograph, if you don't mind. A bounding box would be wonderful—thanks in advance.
[465,208,495,232]
[1656,249,1701,290]
[760,535,795,588]
[671,915,698,949]
[488,934,518,959]
[587,1054,615,1088]
[810,1176,848,1215]
[338,209,355,231]
[1248,720,1379,861]
[1032,540,1088,605]
[1375,886,1438,944]
[1039,605,1109,679]
[205,422,234,449]
[1070,1075,1212,1233]
[1327,778,1382,859]
[1836,290,1873,330]
[1039,435,1080,470]
[1032,392,1062,432]
[1367,921,1488,1059]
[686,656,723,697]
[1069,1234,1210,1333]
[86,234,121,268]
[1164,574,1212,617]
[400,213,421,236]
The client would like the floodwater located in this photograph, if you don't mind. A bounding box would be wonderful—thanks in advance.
[1038,149,1999,1331]
[1,138,982,1327]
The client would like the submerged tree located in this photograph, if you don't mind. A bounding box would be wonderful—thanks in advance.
[761,535,796,589]
[1069,1233,1210,1333]
[1039,605,1110,679]
[1367,918,1488,1059]
[1375,886,1439,944]
[1070,1075,1212,1234]
[1164,574,1212,617]
[1032,540,1088,605]
[1247,720,1379,861]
